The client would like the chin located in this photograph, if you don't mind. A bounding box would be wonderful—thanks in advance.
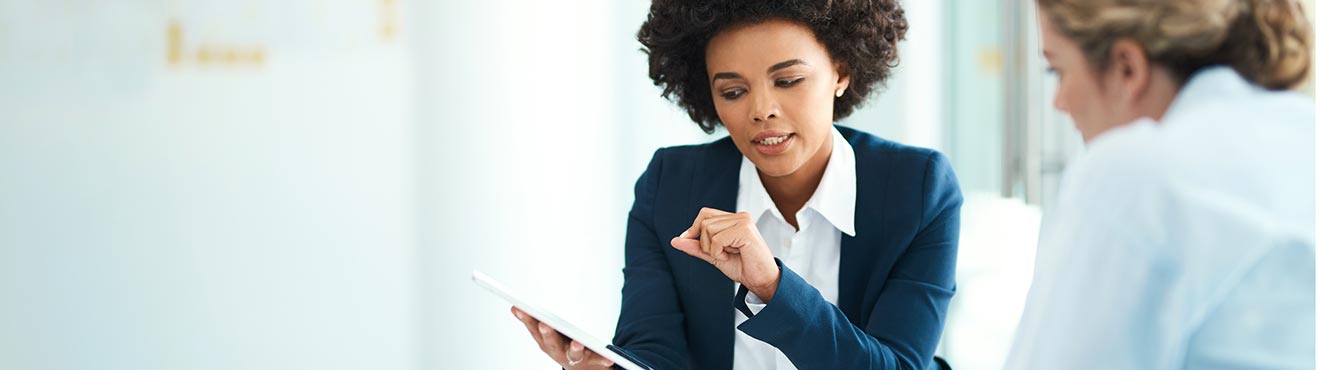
[752,158,801,178]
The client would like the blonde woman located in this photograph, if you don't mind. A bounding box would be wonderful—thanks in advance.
[1008,0,1314,369]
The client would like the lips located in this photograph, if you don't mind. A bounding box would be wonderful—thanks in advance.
[751,131,795,155]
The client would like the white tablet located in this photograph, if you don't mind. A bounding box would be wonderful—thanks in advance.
[471,270,653,370]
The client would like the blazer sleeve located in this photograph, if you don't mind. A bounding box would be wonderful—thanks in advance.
[610,149,689,370]
[735,151,962,370]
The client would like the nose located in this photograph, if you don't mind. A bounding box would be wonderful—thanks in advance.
[748,90,781,123]
[1052,90,1068,113]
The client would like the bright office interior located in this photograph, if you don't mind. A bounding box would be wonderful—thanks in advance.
[0,1,1313,370]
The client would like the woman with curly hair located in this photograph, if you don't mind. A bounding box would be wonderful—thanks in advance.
[512,1,961,369]
[1007,0,1314,369]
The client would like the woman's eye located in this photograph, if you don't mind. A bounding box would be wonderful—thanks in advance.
[775,77,805,87]
[721,89,746,100]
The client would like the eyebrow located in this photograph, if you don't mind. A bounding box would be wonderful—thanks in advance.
[768,59,807,72]
[711,59,810,83]
[711,71,743,82]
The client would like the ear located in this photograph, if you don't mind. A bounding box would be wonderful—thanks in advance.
[1106,39,1151,104]
[833,61,851,98]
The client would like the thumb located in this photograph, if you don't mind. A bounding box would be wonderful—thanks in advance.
[670,237,708,260]
[677,225,698,239]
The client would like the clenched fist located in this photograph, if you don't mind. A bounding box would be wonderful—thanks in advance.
[670,207,782,300]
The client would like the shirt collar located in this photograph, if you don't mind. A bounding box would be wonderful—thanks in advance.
[736,126,857,236]
[1163,66,1256,124]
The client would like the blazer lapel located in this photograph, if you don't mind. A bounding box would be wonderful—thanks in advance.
[687,137,740,369]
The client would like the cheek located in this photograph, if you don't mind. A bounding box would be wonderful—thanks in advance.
[809,80,838,119]
[713,99,745,128]
[1054,78,1091,130]
[1061,78,1118,139]
[784,92,836,154]
[784,85,835,124]
[715,100,758,157]
[1060,78,1096,114]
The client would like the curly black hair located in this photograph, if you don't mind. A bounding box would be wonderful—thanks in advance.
[637,0,908,133]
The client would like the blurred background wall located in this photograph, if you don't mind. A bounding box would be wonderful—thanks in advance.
[0,1,1312,370]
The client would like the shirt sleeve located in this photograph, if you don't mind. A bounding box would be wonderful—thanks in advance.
[744,291,768,316]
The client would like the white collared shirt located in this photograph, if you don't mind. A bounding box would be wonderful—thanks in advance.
[1005,67,1316,370]
[732,126,856,370]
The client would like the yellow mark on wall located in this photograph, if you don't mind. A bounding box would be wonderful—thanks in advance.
[247,48,266,64]
[978,48,1003,74]
[380,0,398,42]
[195,44,213,64]
[168,20,184,65]
[167,18,266,68]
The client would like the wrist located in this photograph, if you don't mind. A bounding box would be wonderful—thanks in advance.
[746,269,781,302]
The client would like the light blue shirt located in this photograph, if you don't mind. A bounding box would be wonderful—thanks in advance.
[1005,66,1316,370]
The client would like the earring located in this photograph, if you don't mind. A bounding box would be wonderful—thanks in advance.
[835,88,845,97]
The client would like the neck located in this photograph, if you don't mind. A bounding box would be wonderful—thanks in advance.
[759,134,833,230]
[1139,67,1183,123]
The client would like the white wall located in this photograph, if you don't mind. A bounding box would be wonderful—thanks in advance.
[1,1,417,369]
[412,1,712,369]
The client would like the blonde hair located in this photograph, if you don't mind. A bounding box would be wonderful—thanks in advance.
[1038,0,1312,90]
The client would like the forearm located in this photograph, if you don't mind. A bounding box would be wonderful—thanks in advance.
[734,262,926,370]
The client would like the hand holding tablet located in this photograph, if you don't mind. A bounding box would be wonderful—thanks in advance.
[471,270,654,370]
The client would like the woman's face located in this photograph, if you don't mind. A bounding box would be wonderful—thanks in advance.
[1037,10,1127,143]
[706,19,849,177]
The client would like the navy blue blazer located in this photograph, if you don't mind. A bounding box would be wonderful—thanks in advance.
[612,125,961,370]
